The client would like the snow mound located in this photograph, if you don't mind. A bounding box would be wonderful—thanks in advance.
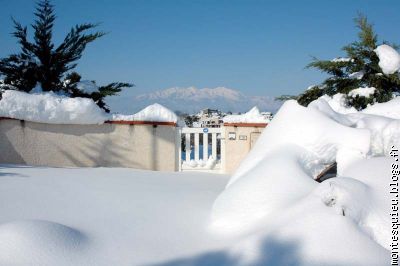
[0,90,108,124]
[363,96,400,119]
[209,95,396,264]
[75,80,99,94]
[0,220,88,265]
[312,93,357,114]
[211,100,371,234]
[374,44,400,75]
[112,103,177,123]
[348,87,376,98]
[223,106,269,123]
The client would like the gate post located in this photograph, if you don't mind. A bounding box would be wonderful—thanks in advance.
[176,127,182,171]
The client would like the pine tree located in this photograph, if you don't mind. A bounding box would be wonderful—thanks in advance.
[62,72,133,113]
[0,0,132,112]
[290,14,400,110]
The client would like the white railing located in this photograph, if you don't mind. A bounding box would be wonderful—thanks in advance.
[177,127,224,173]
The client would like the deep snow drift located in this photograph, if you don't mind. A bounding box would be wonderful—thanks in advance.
[209,96,398,265]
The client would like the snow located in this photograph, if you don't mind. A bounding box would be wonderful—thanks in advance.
[226,160,390,265]
[0,166,230,266]
[111,103,178,123]
[348,87,376,97]
[363,96,400,119]
[311,93,358,114]
[305,85,317,91]
[223,106,270,123]
[208,95,398,264]
[0,90,108,124]
[182,157,218,170]
[374,44,400,75]
[0,90,179,124]
[0,220,88,265]
[331,57,353,62]
[30,83,43,93]
[75,80,99,94]
[1,90,399,265]
[213,100,371,234]
[348,70,364,79]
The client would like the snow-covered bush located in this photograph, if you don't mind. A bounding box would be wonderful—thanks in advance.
[291,15,400,111]
[0,1,132,112]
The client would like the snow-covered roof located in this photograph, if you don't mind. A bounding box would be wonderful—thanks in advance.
[223,106,270,124]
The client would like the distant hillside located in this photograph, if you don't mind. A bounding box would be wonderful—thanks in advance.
[106,87,282,114]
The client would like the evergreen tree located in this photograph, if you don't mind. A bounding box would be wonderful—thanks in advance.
[287,14,400,110]
[0,0,132,112]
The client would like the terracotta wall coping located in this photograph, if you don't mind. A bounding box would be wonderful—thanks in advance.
[105,120,177,126]
[0,117,176,126]
[223,122,268,128]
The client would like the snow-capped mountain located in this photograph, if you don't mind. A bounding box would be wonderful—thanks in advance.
[107,87,282,114]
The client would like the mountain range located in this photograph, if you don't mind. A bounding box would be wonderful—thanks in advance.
[107,87,282,114]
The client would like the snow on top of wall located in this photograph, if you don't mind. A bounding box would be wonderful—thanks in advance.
[0,89,180,124]
[111,103,178,123]
[374,44,400,75]
[223,106,270,123]
[0,90,108,124]
[75,80,99,94]
[348,87,376,98]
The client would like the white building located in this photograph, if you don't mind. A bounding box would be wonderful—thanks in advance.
[193,108,224,128]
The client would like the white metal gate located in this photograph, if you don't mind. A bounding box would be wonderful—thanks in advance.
[177,127,224,173]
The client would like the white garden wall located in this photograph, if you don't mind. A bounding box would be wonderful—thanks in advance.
[0,118,178,171]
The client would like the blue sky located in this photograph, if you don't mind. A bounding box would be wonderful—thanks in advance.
[0,0,399,97]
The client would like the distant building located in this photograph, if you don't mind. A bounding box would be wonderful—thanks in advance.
[190,109,273,128]
[193,108,225,128]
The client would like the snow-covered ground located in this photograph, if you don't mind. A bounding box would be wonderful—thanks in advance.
[0,92,398,265]
[0,166,230,266]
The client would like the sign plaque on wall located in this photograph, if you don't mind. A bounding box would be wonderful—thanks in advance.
[228,132,236,140]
